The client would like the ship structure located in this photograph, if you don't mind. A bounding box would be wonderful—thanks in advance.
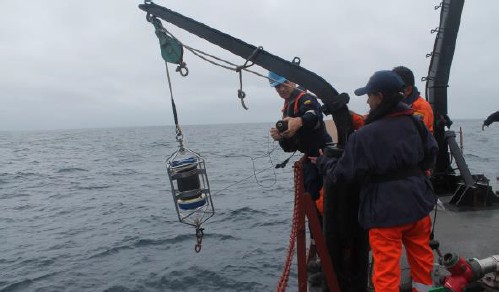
[139,1,499,291]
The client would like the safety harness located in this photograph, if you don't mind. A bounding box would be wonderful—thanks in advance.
[283,91,307,117]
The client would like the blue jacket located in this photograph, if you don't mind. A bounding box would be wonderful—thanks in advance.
[279,89,332,156]
[316,103,438,229]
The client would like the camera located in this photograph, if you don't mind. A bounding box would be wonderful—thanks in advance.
[276,120,288,132]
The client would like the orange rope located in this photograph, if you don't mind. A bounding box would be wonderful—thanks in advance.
[276,159,304,292]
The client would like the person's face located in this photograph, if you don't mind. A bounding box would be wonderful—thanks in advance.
[367,92,383,110]
[402,85,413,98]
[274,81,295,99]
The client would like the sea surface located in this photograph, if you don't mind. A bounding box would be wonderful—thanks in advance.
[1,120,498,292]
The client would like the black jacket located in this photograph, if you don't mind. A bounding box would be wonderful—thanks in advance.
[316,103,438,229]
[279,89,331,156]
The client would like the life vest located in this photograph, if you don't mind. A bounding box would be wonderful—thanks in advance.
[282,91,307,117]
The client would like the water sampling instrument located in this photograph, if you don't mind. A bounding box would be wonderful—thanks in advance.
[146,11,214,253]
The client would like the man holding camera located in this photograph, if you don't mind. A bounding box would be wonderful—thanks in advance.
[268,71,332,201]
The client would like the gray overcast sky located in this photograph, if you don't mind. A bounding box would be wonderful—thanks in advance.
[1,1,497,131]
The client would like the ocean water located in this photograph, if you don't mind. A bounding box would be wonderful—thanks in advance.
[1,120,497,292]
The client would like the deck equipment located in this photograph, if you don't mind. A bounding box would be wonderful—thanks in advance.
[146,10,214,253]
[139,0,363,288]
[425,0,498,208]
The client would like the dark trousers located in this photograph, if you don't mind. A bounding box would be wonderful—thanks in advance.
[303,159,322,201]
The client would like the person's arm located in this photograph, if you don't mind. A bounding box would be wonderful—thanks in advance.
[299,95,321,129]
[280,116,302,139]
[419,123,439,171]
[315,132,369,185]
[280,95,320,138]
[483,111,499,130]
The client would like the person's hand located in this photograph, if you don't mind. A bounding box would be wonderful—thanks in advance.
[281,116,302,138]
[308,149,324,165]
[270,127,281,141]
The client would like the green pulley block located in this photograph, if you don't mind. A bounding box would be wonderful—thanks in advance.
[150,17,183,65]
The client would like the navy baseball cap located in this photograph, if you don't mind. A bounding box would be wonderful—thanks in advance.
[354,70,406,96]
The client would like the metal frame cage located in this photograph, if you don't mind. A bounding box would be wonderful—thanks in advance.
[166,147,214,227]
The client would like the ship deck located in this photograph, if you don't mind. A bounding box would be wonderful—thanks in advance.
[308,195,499,291]
[433,195,499,259]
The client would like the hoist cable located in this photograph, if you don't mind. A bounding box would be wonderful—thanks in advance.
[164,62,184,145]
[149,17,302,197]
[152,23,306,94]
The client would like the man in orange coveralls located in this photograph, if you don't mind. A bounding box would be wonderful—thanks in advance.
[393,66,434,133]
[345,66,432,135]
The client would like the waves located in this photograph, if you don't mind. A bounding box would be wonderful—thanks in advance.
[13,123,499,290]
[56,167,88,173]
[1,271,58,292]
[147,266,267,292]
[0,123,305,291]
